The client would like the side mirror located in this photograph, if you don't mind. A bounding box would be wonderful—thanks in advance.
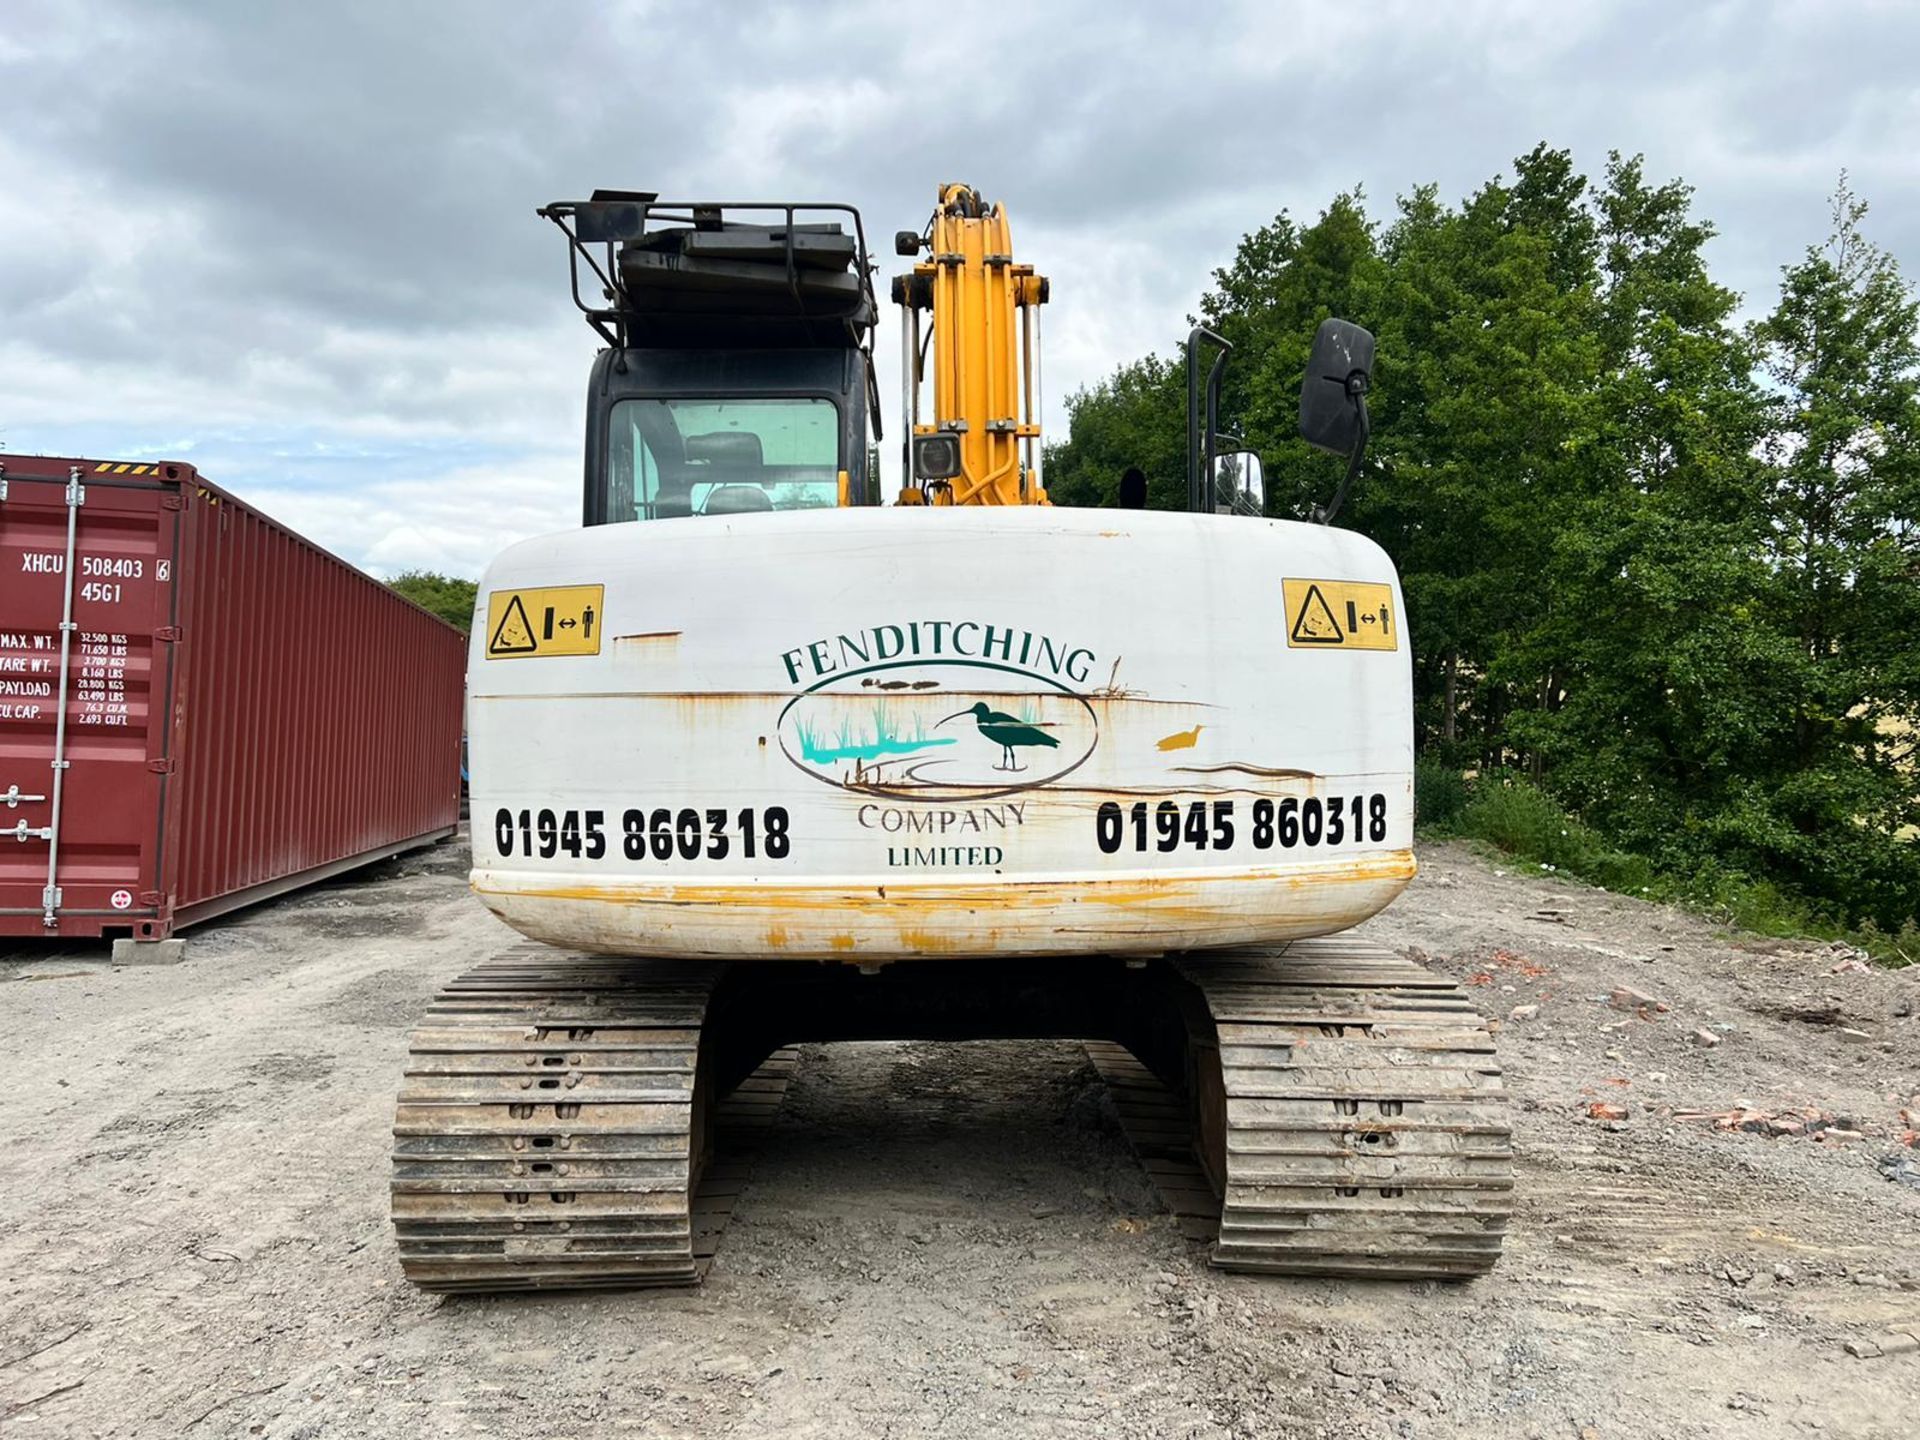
[1211,451,1265,517]
[1298,318,1375,457]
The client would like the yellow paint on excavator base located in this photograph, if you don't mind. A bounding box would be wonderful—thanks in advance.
[472,851,1417,961]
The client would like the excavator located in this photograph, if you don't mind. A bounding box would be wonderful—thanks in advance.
[388,185,1512,1291]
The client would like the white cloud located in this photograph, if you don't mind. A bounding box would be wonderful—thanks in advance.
[1,0,1916,575]
[245,457,579,579]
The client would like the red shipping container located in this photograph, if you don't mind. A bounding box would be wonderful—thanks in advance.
[0,453,465,940]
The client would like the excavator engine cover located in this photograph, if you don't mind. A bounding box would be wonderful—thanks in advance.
[469,506,1412,960]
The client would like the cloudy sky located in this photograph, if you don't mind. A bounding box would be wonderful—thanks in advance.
[3,1,1915,577]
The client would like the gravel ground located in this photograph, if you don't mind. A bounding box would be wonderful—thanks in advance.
[2,836,1917,1439]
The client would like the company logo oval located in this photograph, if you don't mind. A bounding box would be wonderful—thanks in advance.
[779,660,1098,801]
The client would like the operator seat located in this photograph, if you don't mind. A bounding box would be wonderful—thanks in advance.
[703,485,774,515]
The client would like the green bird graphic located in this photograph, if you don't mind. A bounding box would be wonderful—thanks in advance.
[937,702,1060,773]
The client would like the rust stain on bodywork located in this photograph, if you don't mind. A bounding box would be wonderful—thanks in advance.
[1172,762,1319,780]
[485,690,796,703]
[1086,658,1141,700]
[613,632,683,659]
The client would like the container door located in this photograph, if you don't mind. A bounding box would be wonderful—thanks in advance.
[0,469,179,938]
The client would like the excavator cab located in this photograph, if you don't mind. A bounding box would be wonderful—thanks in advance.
[539,191,883,524]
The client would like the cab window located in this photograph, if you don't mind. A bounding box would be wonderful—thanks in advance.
[607,397,840,520]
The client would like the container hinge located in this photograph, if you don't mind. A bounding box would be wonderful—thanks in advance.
[154,626,183,643]
[146,757,176,774]
[161,493,188,511]
[10,820,54,843]
[3,785,48,808]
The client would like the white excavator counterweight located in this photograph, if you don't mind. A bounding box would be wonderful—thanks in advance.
[471,506,1413,958]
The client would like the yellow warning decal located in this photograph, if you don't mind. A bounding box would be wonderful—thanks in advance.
[485,585,604,659]
[1283,578,1398,651]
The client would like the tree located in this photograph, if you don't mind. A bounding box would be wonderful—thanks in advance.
[1044,354,1187,509]
[388,571,479,632]
[1203,191,1380,521]
[1043,147,1920,935]
[1743,176,1920,925]
[1505,153,1776,845]
[1359,153,1600,761]
[1045,192,1382,517]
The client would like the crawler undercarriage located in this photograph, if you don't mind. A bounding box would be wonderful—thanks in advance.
[391,938,1512,1290]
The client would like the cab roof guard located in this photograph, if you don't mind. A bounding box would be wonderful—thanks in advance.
[538,190,879,354]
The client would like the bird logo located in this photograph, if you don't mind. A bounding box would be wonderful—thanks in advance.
[937,701,1060,773]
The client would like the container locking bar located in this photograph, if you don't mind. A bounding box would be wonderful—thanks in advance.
[41,468,83,927]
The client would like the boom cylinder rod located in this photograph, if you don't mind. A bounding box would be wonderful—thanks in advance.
[899,296,915,490]
[1031,303,1044,498]
[1020,304,1035,499]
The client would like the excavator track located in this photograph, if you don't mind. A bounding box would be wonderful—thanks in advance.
[391,944,792,1292]
[1102,938,1513,1279]
[392,939,1506,1290]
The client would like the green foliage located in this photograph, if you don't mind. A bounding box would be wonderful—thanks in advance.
[1424,770,1911,964]
[1054,150,1920,947]
[387,571,478,632]
[1412,756,1469,830]
[1045,354,1187,509]
[1739,175,1920,927]
[1454,772,1650,886]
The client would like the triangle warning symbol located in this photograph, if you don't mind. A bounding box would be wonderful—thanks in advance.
[1290,584,1345,644]
[489,594,539,655]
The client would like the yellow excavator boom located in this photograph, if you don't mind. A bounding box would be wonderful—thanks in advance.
[893,183,1049,505]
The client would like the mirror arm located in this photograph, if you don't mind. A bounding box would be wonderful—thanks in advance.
[1204,347,1230,512]
[1186,326,1231,513]
[1313,386,1369,525]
